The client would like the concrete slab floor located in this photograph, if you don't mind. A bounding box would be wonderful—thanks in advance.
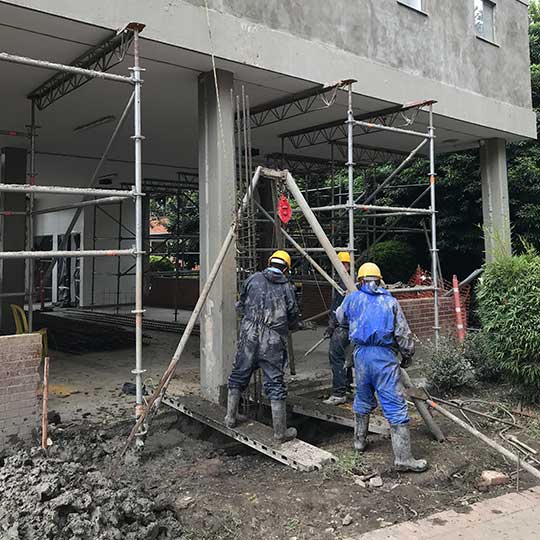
[46,325,335,424]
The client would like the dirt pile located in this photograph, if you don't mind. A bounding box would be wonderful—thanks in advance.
[0,427,183,540]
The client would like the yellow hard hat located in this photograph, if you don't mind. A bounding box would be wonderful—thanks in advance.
[268,250,291,269]
[357,262,382,280]
[337,251,351,264]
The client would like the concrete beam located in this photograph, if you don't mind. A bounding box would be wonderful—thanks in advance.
[480,138,512,262]
[198,69,236,403]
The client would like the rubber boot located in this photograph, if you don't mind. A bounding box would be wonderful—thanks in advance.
[390,423,428,472]
[271,400,297,443]
[354,413,369,452]
[224,388,247,428]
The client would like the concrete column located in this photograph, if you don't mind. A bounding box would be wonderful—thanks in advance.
[480,139,511,262]
[0,147,27,332]
[198,69,236,403]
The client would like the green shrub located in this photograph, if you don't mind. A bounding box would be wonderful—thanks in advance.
[477,247,540,401]
[463,330,502,382]
[149,255,174,272]
[367,240,417,284]
[427,337,476,394]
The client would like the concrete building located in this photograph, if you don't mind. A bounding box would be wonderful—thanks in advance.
[0,0,535,403]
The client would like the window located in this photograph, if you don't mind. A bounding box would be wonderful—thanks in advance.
[399,0,423,10]
[474,0,495,42]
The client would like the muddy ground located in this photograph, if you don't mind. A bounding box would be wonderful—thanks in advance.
[2,382,539,540]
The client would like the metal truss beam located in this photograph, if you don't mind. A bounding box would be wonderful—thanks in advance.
[333,141,409,165]
[264,152,344,176]
[27,27,136,110]
[242,79,355,130]
[280,99,436,150]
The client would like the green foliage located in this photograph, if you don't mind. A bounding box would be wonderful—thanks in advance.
[367,239,417,284]
[427,337,476,393]
[149,255,174,272]
[477,247,540,401]
[463,330,502,382]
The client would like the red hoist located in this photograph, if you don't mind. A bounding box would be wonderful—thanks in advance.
[277,194,292,224]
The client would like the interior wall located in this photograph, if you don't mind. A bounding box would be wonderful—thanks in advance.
[31,154,176,308]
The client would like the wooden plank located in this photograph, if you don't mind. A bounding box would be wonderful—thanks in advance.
[286,395,389,436]
[162,394,337,472]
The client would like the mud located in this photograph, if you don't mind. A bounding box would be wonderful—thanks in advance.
[2,384,539,540]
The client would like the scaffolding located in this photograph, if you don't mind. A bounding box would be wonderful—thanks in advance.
[0,23,147,438]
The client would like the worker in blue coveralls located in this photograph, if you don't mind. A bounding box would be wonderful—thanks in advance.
[224,250,300,443]
[336,262,428,472]
[323,251,354,405]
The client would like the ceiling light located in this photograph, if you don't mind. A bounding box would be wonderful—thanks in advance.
[73,115,116,134]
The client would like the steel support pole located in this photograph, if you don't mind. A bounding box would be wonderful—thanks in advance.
[27,100,36,331]
[347,84,355,278]
[131,29,145,437]
[429,105,440,346]
[353,119,431,139]
[285,172,356,293]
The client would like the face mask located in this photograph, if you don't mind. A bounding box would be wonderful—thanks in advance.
[365,280,379,293]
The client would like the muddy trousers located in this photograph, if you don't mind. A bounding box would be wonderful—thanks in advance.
[228,323,287,401]
[353,345,409,425]
[329,326,353,397]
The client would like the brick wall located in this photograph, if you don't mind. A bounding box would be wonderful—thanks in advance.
[300,283,467,341]
[0,333,42,450]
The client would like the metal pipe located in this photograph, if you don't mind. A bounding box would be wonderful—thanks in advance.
[41,356,49,450]
[353,119,432,139]
[32,195,130,215]
[0,291,27,298]
[284,172,357,293]
[347,84,355,277]
[119,167,262,459]
[443,268,484,297]
[0,52,132,84]
[305,203,433,215]
[429,104,440,346]
[0,211,27,215]
[254,200,345,296]
[427,399,540,481]
[0,184,134,197]
[362,139,428,205]
[43,91,135,285]
[0,249,135,259]
[131,29,145,433]
[27,100,36,331]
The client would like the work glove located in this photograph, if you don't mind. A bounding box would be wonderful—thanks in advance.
[324,326,335,338]
[400,355,413,369]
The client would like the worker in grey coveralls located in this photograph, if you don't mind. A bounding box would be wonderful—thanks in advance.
[224,250,300,442]
[323,251,354,406]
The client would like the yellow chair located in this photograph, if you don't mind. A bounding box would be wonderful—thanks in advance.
[10,304,49,358]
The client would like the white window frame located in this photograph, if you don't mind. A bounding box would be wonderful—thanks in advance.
[474,0,497,45]
[397,0,427,16]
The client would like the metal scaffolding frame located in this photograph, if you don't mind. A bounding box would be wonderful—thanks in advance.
[0,22,148,437]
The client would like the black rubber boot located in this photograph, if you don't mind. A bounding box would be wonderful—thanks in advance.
[390,423,428,472]
[354,413,369,452]
[271,400,297,443]
[224,388,247,428]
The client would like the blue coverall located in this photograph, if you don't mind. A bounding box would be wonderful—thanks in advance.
[337,284,415,425]
[327,282,354,397]
[228,268,300,401]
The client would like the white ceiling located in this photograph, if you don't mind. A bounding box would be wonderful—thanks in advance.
[0,2,511,180]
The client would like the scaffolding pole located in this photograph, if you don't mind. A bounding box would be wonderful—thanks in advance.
[346,84,355,277]
[27,100,36,331]
[429,104,440,346]
[131,26,146,438]
[32,195,131,215]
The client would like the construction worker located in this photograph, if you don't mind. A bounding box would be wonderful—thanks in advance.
[323,251,354,405]
[224,250,300,443]
[336,262,428,472]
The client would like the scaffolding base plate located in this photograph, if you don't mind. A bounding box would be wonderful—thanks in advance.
[162,394,336,472]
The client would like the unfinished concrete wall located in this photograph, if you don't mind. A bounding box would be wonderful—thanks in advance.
[11,0,535,138]
[0,333,42,450]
